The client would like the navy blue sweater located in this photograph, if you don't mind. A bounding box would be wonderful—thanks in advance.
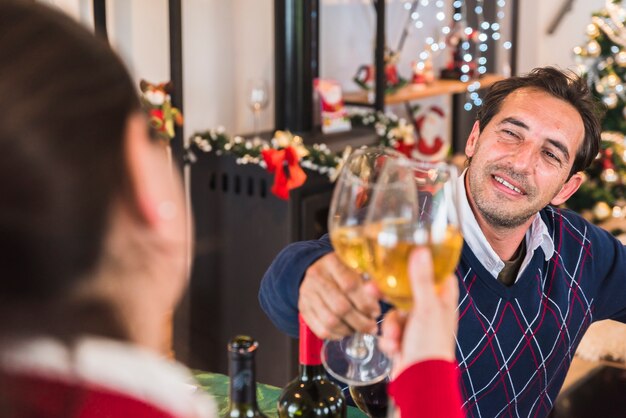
[259,207,626,417]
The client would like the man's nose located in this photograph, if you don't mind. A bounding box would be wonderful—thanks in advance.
[509,142,536,174]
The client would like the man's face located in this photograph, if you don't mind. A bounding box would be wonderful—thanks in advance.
[465,87,585,229]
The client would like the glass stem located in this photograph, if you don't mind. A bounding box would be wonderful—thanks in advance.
[253,108,260,139]
[345,332,369,360]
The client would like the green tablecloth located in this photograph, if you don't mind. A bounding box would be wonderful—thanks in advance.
[194,371,367,418]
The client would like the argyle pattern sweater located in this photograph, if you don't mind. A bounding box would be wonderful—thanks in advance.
[259,207,626,418]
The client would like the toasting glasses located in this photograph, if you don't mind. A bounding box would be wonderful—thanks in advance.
[320,147,401,387]
[365,158,462,311]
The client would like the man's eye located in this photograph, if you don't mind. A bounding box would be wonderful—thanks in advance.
[501,129,518,139]
[544,150,561,163]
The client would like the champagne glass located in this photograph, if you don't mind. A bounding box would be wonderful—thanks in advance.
[365,158,462,311]
[320,147,401,388]
[247,78,270,140]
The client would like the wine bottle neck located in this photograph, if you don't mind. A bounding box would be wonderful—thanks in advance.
[298,364,327,381]
[298,315,323,365]
[229,357,259,406]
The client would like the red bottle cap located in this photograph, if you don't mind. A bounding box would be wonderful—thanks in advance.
[298,314,323,365]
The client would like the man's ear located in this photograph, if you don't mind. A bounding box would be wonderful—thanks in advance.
[551,172,584,206]
[465,121,481,158]
[124,113,164,226]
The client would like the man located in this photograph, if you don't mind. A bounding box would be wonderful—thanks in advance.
[259,67,626,417]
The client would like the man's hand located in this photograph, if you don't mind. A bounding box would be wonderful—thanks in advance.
[379,247,459,375]
[298,252,381,340]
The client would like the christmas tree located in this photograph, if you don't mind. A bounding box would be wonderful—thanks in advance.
[570,0,626,230]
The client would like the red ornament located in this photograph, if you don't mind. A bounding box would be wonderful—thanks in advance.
[262,146,307,200]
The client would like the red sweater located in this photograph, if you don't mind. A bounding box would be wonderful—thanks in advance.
[388,360,464,418]
[1,372,180,418]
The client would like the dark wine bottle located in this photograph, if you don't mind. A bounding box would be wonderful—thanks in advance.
[225,335,268,418]
[277,315,346,418]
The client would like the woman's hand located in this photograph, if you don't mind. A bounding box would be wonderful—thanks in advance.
[378,247,459,375]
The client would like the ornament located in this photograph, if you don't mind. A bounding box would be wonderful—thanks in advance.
[262,146,307,200]
[607,73,621,88]
[587,40,602,57]
[603,93,619,108]
[586,23,600,38]
[602,168,619,183]
[573,45,584,56]
[139,80,184,142]
[616,51,626,67]
[593,201,612,221]
[412,105,449,161]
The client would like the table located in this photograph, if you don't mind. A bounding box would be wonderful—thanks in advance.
[194,371,367,418]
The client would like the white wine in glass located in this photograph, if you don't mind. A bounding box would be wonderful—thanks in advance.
[321,146,401,387]
[365,158,463,311]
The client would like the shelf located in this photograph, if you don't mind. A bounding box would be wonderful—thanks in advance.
[343,73,505,106]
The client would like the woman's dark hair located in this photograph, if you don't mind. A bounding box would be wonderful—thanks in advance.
[0,1,139,336]
[476,67,604,177]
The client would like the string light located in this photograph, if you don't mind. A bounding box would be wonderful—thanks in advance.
[399,0,511,112]
[455,0,509,110]
[403,0,449,70]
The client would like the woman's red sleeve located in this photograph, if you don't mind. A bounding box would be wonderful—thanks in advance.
[388,359,464,418]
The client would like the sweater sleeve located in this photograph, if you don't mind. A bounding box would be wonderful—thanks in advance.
[258,234,333,338]
[585,221,626,322]
[388,360,464,418]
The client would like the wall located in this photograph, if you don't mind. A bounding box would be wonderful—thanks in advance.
[517,0,606,73]
[41,0,273,140]
[41,0,608,134]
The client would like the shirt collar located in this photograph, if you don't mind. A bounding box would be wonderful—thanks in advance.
[458,169,554,281]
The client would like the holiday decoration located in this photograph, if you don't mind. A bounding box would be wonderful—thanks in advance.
[353,48,408,94]
[570,0,626,227]
[139,80,183,142]
[440,0,511,110]
[411,51,435,85]
[261,135,307,200]
[412,105,449,161]
[190,111,432,199]
[314,79,352,134]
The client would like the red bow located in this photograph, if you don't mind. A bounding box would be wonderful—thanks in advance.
[262,146,307,200]
[149,109,166,132]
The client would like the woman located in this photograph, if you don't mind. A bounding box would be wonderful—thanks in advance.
[379,248,464,418]
[0,1,215,417]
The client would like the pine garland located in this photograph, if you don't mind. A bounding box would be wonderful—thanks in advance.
[190,111,415,179]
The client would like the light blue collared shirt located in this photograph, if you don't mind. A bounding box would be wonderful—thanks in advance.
[458,170,555,283]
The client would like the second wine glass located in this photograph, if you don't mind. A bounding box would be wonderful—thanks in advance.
[321,146,400,388]
[365,158,463,311]
[246,78,269,140]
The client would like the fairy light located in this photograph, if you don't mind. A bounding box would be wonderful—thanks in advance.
[450,0,511,111]
[401,0,511,112]
[404,0,449,71]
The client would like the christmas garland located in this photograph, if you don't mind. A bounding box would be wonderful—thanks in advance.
[190,111,419,199]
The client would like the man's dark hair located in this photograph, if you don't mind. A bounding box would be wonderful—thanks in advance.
[476,67,604,176]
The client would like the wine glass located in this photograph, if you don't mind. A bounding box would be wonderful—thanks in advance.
[321,147,401,388]
[365,158,462,311]
[247,78,270,140]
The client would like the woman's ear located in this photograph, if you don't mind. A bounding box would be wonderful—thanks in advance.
[123,113,166,226]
